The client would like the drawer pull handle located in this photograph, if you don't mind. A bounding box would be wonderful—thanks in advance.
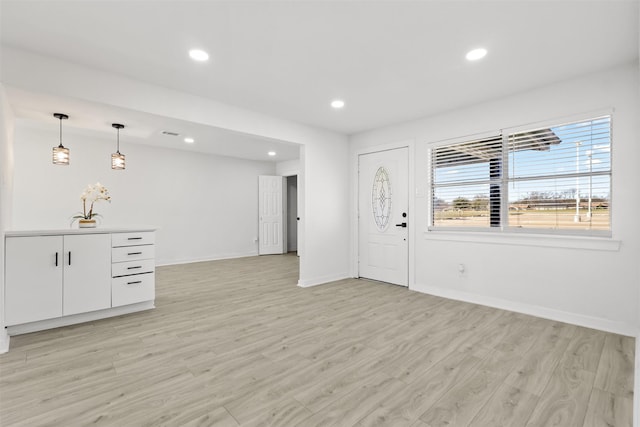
[55,252,58,267]
[127,281,142,285]
[127,266,142,270]
[128,252,142,255]
[128,237,143,240]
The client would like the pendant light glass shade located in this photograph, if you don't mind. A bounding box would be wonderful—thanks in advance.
[111,123,125,170]
[52,113,70,165]
[53,145,70,165]
[111,152,125,169]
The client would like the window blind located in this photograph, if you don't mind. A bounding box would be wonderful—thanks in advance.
[431,135,503,228]
[430,115,611,235]
[507,116,611,232]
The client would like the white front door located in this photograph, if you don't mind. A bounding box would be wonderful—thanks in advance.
[259,175,286,255]
[358,148,409,286]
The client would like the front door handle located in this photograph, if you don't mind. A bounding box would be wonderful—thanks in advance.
[395,222,407,228]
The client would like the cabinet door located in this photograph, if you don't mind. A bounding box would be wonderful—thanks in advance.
[63,234,112,316]
[5,236,63,325]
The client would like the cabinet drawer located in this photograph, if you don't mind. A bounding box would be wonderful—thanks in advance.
[112,245,155,263]
[112,273,155,307]
[112,232,155,247]
[112,259,155,277]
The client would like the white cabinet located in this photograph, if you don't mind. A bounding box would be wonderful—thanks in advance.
[5,234,111,325]
[63,234,111,316]
[112,273,155,307]
[5,236,63,325]
[111,259,154,277]
[111,232,155,307]
[112,231,155,247]
[112,245,155,263]
[4,228,156,332]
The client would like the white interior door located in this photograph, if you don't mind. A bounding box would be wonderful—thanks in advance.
[259,175,286,255]
[358,147,409,286]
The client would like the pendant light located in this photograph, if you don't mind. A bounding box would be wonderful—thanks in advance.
[52,113,70,165]
[111,123,125,170]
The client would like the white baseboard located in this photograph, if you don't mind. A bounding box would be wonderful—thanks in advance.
[6,301,155,336]
[298,273,350,288]
[156,251,259,267]
[411,283,636,337]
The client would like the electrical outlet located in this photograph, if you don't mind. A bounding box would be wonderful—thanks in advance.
[458,263,465,276]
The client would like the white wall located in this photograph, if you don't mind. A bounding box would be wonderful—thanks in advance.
[1,47,350,285]
[635,21,640,427]
[0,84,15,352]
[276,159,300,177]
[12,124,276,265]
[350,64,640,335]
[298,137,349,285]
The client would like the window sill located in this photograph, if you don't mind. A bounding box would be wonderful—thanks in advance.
[423,230,621,251]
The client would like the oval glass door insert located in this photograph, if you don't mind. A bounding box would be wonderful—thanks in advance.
[372,167,392,231]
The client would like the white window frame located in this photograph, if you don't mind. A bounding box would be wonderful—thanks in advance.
[428,113,612,237]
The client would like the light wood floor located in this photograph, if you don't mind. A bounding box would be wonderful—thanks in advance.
[0,254,634,426]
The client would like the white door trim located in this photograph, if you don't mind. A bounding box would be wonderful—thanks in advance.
[350,139,415,288]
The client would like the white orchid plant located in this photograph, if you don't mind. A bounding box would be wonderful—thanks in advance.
[71,182,111,224]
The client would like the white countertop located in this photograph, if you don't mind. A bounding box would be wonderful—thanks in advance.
[5,227,157,237]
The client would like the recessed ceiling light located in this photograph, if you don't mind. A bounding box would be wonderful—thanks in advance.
[466,48,487,61]
[268,151,276,156]
[189,49,209,62]
[331,99,345,109]
[184,137,195,144]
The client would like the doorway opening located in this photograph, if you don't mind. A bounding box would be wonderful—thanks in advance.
[286,175,298,255]
[258,174,299,256]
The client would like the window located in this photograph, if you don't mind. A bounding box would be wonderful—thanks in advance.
[431,135,503,229]
[430,116,611,235]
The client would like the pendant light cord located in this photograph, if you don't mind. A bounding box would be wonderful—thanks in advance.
[111,123,124,155]
[59,116,63,148]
